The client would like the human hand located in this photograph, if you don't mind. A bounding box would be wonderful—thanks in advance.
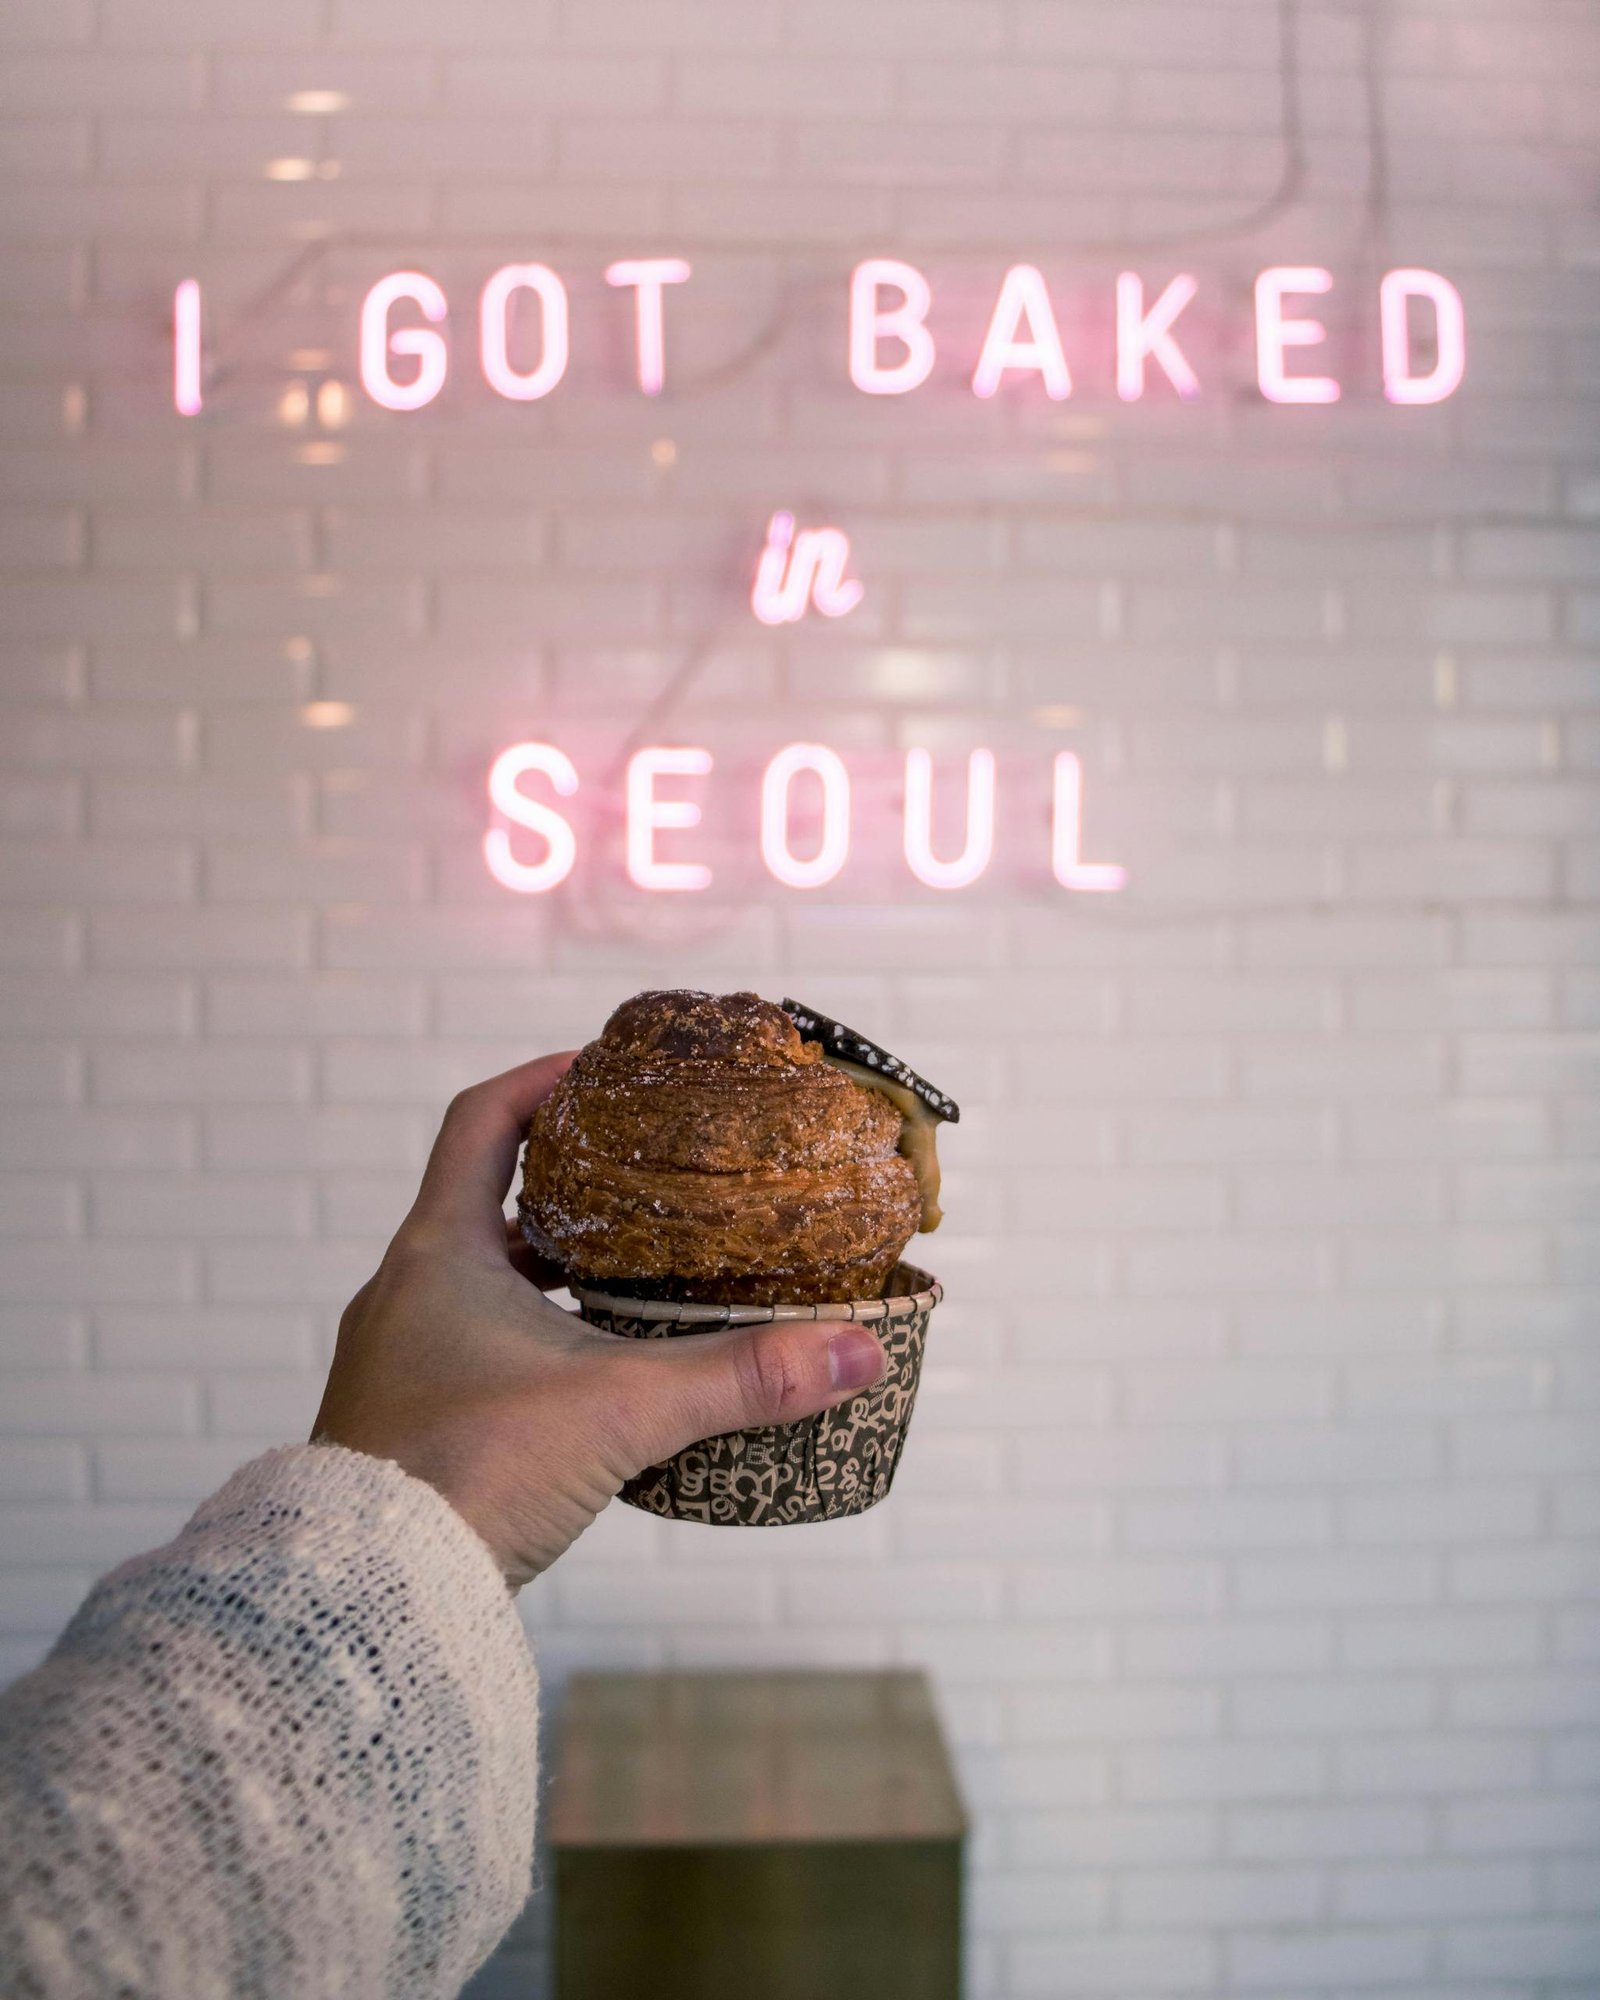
[311,1055,888,1590]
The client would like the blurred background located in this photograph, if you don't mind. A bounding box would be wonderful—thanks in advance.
[2,0,1599,1993]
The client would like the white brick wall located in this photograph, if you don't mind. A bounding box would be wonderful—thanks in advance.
[2,0,1598,1994]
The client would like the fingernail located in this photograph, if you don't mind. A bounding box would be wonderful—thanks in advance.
[828,1329,883,1391]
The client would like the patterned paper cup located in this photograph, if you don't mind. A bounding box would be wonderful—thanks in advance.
[570,1263,941,1526]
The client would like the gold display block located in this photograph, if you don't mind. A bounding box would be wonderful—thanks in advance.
[549,1669,966,2000]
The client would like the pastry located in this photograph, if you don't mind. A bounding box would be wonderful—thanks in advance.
[517,988,955,1306]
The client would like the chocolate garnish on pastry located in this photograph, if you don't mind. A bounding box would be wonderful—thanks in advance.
[517,988,946,1307]
[780,999,959,1122]
[779,997,957,1236]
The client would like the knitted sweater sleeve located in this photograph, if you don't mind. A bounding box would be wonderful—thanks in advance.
[0,1442,541,2000]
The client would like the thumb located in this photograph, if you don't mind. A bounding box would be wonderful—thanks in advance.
[627,1319,887,1468]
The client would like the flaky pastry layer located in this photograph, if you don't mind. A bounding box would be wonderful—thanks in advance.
[518,989,922,1305]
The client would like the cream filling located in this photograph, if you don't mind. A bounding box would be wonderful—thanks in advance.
[822,1055,943,1232]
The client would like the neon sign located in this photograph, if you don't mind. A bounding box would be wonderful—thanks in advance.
[760,743,852,890]
[624,746,715,894]
[751,512,864,625]
[176,260,1466,412]
[169,253,1463,907]
[604,257,692,395]
[482,743,1126,897]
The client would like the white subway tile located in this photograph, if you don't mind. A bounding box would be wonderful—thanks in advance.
[0,1047,77,1107]
[1337,1858,1536,1923]
[1452,1416,1600,1478]
[3,707,188,772]
[1012,1804,1217,1870]
[1344,1360,1549,1422]
[1242,1037,1446,1101]
[202,1107,422,1171]
[1119,1863,1323,1929]
[782,1559,1001,1624]
[1011,1930,1220,1994]
[1446,1793,1600,1854]
[93,1308,310,1371]
[1120,1492,1332,1552]
[895,1496,1107,1558]
[1338,1730,1539,1796]
[90,1173,312,1240]
[1124,1364,1331,1426]
[205,1241,379,1306]
[1126,1104,1331,1167]
[556,1562,776,1627]
[1125,1235,1327,1298]
[0,1569,95,1636]
[1017,1429,1224,1494]
[1232,1424,1442,1487]
[0,1372,197,1435]
[206,1372,322,1438]
[1235,1548,1440,1613]
[1225,1926,1430,1988]
[0,1175,80,1237]
[1123,1618,1330,1680]
[1233,1296,1441,1360]
[90,909,310,971]
[207,841,426,906]
[1456,1672,1600,1736]
[1226,1801,1431,1862]
[1339,1483,1543,1545]
[1342,1609,1544,1673]
[901,1623,1110,1685]
[0,1443,84,1502]
[90,1044,310,1105]
[1017,1558,1222,1620]
[207,975,426,1038]
[93,1438,262,1502]
[1233,1676,1434,1737]
[1441,1919,1600,1982]
[1123,1739,1326,1803]
[1013,1684,1219,1745]
[968,1866,1107,1934]
[1347,1099,1547,1164]
[1449,1543,1600,1605]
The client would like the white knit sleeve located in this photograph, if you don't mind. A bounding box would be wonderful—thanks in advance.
[0,1442,540,2000]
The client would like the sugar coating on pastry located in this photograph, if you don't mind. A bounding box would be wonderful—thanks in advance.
[518,988,923,1305]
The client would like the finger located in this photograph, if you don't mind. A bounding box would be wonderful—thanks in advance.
[618,1320,887,1470]
[503,1213,570,1290]
[407,1052,578,1253]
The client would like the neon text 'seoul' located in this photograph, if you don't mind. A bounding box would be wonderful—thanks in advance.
[483,743,1127,897]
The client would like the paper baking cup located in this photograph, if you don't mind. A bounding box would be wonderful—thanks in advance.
[571,1263,941,1527]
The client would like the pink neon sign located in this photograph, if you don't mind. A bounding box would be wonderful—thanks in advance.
[1379,268,1466,405]
[359,270,449,411]
[751,512,864,624]
[849,258,937,395]
[605,257,691,395]
[971,266,1073,401]
[1255,266,1339,405]
[903,747,997,888]
[1051,752,1127,892]
[625,745,714,892]
[760,743,852,888]
[483,742,579,893]
[1116,271,1200,402]
[173,278,203,415]
[480,264,569,402]
[483,743,1123,897]
[178,262,1466,410]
